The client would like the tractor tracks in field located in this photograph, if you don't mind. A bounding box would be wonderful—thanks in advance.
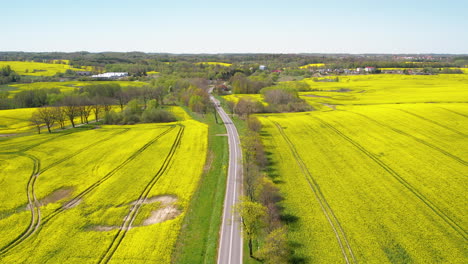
[436,107,468,118]
[0,154,41,255]
[42,126,176,224]
[0,126,175,256]
[97,125,185,264]
[348,111,467,166]
[0,131,73,156]
[270,120,357,264]
[0,128,131,256]
[314,117,467,241]
[395,109,467,137]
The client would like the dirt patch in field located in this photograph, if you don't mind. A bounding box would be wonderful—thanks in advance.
[39,188,74,206]
[140,195,181,225]
[142,205,181,225]
[0,134,17,137]
[131,195,178,206]
[26,187,75,209]
[215,134,228,136]
[320,103,337,110]
[92,195,181,232]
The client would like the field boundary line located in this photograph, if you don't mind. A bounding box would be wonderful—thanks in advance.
[97,125,185,264]
[348,111,467,166]
[314,117,467,241]
[270,119,357,264]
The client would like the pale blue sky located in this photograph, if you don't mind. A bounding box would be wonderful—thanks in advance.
[1,0,467,53]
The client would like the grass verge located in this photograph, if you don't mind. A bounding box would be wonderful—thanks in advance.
[172,107,229,264]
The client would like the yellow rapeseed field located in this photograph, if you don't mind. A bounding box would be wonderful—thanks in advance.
[299,63,326,69]
[254,74,468,263]
[4,81,148,98]
[195,62,232,67]
[0,61,91,76]
[0,108,208,263]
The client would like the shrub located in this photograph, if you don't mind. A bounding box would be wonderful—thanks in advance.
[141,109,177,123]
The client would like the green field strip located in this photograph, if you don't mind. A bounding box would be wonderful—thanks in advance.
[314,116,468,241]
[98,125,185,263]
[348,111,467,166]
[269,119,357,264]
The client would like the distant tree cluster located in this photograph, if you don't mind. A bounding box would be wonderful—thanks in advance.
[0,65,20,84]
[230,73,272,94]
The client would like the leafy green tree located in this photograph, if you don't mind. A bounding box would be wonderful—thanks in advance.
[254,227,290,263]
[235,197,267,258]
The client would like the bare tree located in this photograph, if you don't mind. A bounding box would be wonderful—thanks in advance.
[61,96,79,128]
[91,97,103,121]
[37,107,55,133]
[30,112,43,134]
[53,106,66,129]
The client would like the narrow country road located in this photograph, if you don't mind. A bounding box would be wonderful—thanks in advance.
[210,91,243,264]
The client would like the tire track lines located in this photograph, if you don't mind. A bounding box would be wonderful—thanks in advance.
[0,129,130,256]
[40,128,130,173]
[314,117,467,241]
[348,111,467,166]
[0,154,40,255]
[97,125,185,264]
[270,119,357,264]
[44,126,176,224]
[395,109,467,137]
[0,132,74,155]
[0,126,174,256]
[436,107,468,118]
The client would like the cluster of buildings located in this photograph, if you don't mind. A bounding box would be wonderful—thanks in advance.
[306,67,376,76]
[90,72,129,79]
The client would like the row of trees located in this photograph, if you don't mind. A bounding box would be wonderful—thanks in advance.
[236,116,289,263]
[30,99,110,133]
[230,73,273,94]
[28,76,215,132]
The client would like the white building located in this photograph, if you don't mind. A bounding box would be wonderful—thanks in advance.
[259,65,267,70]
[91,72,129,79]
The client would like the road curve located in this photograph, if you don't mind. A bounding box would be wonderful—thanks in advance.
[210,93,243,264]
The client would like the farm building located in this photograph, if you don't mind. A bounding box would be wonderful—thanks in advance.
[259,65,267,70]
[365,67,376,72]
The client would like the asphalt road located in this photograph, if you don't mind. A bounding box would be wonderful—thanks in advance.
[210,94,243,264]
